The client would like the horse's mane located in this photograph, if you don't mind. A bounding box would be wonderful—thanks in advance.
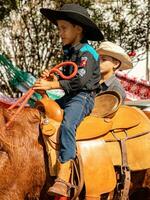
[0,106,41,149]
[0,106,48,200]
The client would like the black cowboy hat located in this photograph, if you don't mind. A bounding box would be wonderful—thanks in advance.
[40,3,104,41]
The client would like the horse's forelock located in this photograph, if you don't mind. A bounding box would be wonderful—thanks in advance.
[0,106,47,200]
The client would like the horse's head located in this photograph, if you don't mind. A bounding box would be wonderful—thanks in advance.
[0,106,46,200]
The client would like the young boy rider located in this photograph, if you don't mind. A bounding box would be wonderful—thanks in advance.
[97,41,132,102]
[33,3,104,197]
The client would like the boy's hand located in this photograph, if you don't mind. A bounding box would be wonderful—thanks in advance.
[40,69,50,79]
[41,69,58,81]
[33,79,61,91]
[49,74,58,81]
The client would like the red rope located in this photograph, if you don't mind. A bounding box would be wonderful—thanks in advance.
[6,61,78,128]
[6,89,34,128]
[50,61,78,80]
[8,88,33,110]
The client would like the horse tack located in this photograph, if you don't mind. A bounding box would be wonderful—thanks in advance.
[76,106,141,141]
[105,107,150,171]
[40,103,150,171]
[37,101,141,142]
[35,96,150,199]
[35,96,63,123]
[35,97,117,198]
[91,91,122,118]
[103,107,150,200]
[77,139,117,198]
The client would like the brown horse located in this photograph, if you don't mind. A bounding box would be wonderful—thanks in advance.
[0,106,51,200]
[0,104,150,200]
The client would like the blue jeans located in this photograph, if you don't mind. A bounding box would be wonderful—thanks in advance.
[56,91,95,163]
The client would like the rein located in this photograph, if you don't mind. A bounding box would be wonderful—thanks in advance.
[6,61,78,128]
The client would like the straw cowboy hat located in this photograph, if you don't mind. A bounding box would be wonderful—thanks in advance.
[97,41,133,70]
[40,3,104,41]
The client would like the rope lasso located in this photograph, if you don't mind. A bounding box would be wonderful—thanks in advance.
[6,61,78,128]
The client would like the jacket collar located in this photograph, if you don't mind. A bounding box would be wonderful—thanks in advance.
[104,74,116,87]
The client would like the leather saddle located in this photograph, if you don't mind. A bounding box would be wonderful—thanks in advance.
[35,92,150,198]
[35,91,150,172]
[35,91,140,141]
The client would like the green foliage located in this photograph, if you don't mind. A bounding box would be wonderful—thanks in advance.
[0,0,18,21]
[91,0,149,52]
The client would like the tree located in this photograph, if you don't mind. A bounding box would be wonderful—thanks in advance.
[94,0,149,80]
[0,0,18,21]
[0,0,93,97]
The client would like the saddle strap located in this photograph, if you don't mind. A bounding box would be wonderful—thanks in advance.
[120,139,131,200]
[70,154,84,200]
